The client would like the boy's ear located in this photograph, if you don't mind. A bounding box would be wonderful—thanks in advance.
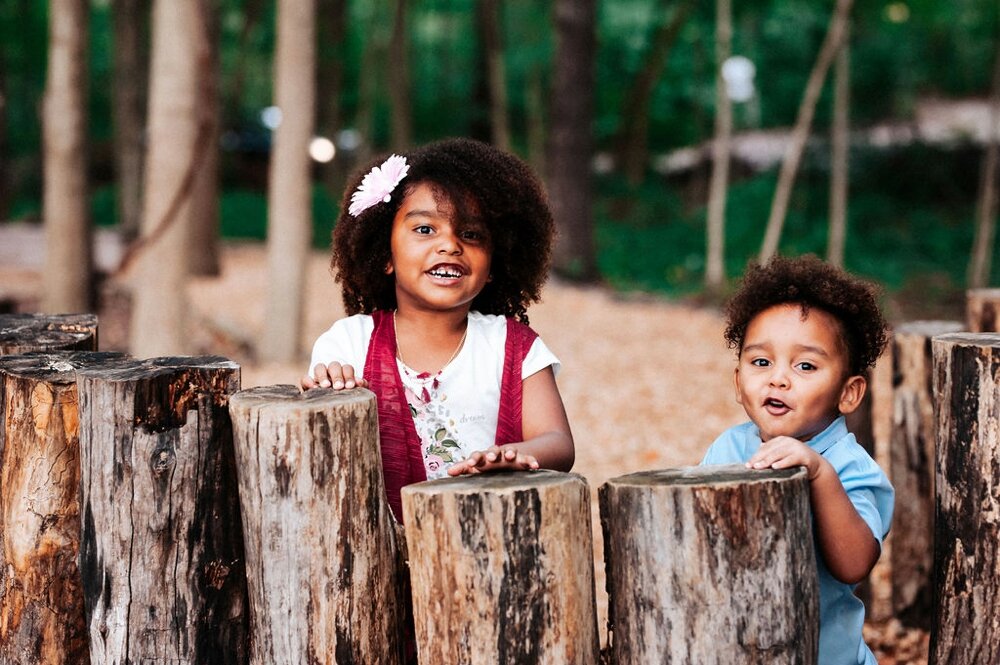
[733,367,745,406]
[838,374,867,415]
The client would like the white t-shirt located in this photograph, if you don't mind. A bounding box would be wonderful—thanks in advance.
[309,311,560,478]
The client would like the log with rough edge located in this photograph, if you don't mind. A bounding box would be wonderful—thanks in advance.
[0,313,98,355]
[889,321,962,628]
[402,470,599,665]
[76,355,249,665]
[966,288,1000,332]
[0,351,124,663]
[931,333,1000,664]
[599,465,818,665]
[228,385,408,665]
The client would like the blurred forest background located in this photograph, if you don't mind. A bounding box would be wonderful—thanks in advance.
[2,0,999,358]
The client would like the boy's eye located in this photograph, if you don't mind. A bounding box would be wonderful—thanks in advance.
[750,358,770,367]
[797,362,817,371]
[414,225,433,235]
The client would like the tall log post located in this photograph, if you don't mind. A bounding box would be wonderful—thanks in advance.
[76,356,249,665]
[600,465,818,665]
[228,386,407,665]
[889,321,962,628]
[0,351,124,663]
[0,314,98,355]
[402,471,599,665]
[931,333,1000,663]
[966,288,1000,331]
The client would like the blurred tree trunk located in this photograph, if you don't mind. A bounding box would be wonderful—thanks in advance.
[705,0,732,292]
[225,0,266,127]
[354,5,381,165]
[615,0,693,186]
[261,0,315,362]
[0,46,10,222]
[187,1,221,276]
[827,23,850,268]
[129,0,205,356]
[43,0,91,314]
[317,0,348,196]
[478,0,510,150]
[759,0,853,262]
[548,0,597,281]
[526,66,546,173]
[968,28,1000,288]
[111,0,147,242]
[388,0,412,150]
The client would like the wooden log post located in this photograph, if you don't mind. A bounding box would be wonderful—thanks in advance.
[402,471,599,665]
[931,333,1000,663]
[966,288,1000,331]
[0,351,124,663]
[76,356,249,664]
[889,321,962,628]
[600,465,818,665]
[0,313,98,355]
[228,386,407,665]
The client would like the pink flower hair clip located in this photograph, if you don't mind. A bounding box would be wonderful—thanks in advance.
[348,154,410,216]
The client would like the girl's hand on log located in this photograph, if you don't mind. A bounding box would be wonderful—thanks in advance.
[747,435,826,480]
[300,362,369,391]
[446,446,540,476]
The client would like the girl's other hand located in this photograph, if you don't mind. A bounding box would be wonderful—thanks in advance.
[300,362,369,391]
[447,446,540,476]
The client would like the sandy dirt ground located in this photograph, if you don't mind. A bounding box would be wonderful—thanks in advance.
[3,240,929,663]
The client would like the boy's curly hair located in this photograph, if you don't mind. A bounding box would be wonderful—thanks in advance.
[724,255,889,375]
[330,137,554,323]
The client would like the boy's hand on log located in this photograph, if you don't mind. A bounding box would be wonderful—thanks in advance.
[447,446,540,476]
[747,435,827,480]
[300,362,369,391]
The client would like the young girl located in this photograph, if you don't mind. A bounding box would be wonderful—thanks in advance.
[301,138,574,521]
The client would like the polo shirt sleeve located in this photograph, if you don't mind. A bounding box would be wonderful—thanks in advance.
[700,424,753,465]
[836,449,895,542]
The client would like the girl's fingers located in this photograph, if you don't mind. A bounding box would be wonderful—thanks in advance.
[342,364,358,389]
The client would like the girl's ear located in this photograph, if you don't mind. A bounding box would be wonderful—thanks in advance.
[385,261,394,275]
[838,374,867,414]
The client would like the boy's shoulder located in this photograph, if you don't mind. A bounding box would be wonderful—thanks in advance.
[702,421,759,464]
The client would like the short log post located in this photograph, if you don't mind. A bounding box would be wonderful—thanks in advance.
[889,321,962,628]
[600,465,818,665]
[0,351,124,663]
[402,471,599,665]
[228,386,407,665]
[966,288,1000,331]
[76,356,249,664]
[0,314,98,355]
[931,333,1000,663]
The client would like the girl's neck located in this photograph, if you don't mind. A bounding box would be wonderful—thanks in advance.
[393,308,470,374]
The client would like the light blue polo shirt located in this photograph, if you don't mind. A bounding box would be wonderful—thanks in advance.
[701,416,894,665]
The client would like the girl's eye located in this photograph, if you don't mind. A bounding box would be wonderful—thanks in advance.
[750,358,770,367]
[460,230,485,242]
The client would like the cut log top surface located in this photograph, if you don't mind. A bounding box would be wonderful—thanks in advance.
[0,313,98,349]
[0,351,128,381]
[895,321,964,336]
[605,464,806,487]
[932,332,1000,347]
[73,354,238,380]
[404,469,585,495]
[230,384,374,410]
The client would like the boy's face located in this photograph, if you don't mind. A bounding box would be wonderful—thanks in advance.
[734,303,865,442]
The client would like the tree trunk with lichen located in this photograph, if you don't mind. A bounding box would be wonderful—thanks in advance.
[0,313,98,355]
[0,352,123,663]
[930,333,1000,663]
[76,355,249,665]
[600,465,818,664]
[228,386,408,665]
[402,471,600,665]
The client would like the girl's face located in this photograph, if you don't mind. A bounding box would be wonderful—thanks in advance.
[386,182,492,315]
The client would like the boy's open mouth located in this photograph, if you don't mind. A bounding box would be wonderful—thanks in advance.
[764,397,791,414]
[427,264,466,279]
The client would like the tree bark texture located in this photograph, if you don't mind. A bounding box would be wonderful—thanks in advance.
[228,386,407,665]
[43,0,92,314]
[966,287,1000,331]
[0,352,123,663]
[890,321,962,629]
[76,356,249,664]
[705,0,732,291]
[402,471,599,665]
[0,313,98,356]
[930,333,1000,664]
[111,0,147,241]
[599,465,818,664]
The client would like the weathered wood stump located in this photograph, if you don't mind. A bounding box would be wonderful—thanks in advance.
[890,321,962,628]
[0,351,124,663]
[76,355,248,664]
[931,333,1000,663]
[966,288,1000,331]
[228,386,407,665]
[0,313,98,355]
[402,471,599,665]
[600,465,818,665]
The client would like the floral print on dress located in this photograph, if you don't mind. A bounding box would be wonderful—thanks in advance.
[399,369,470,479]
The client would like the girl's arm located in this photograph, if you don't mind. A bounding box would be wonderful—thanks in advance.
[448,366,575,475]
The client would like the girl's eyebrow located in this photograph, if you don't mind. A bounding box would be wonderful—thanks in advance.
[403,208,437,219]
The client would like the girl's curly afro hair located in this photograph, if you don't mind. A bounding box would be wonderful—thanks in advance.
[724,255,889,375]
[330,137,554,324]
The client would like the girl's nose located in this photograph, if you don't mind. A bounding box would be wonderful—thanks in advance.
[436,230,462,254]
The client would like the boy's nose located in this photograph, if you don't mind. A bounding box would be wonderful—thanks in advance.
[769,370,790,388]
